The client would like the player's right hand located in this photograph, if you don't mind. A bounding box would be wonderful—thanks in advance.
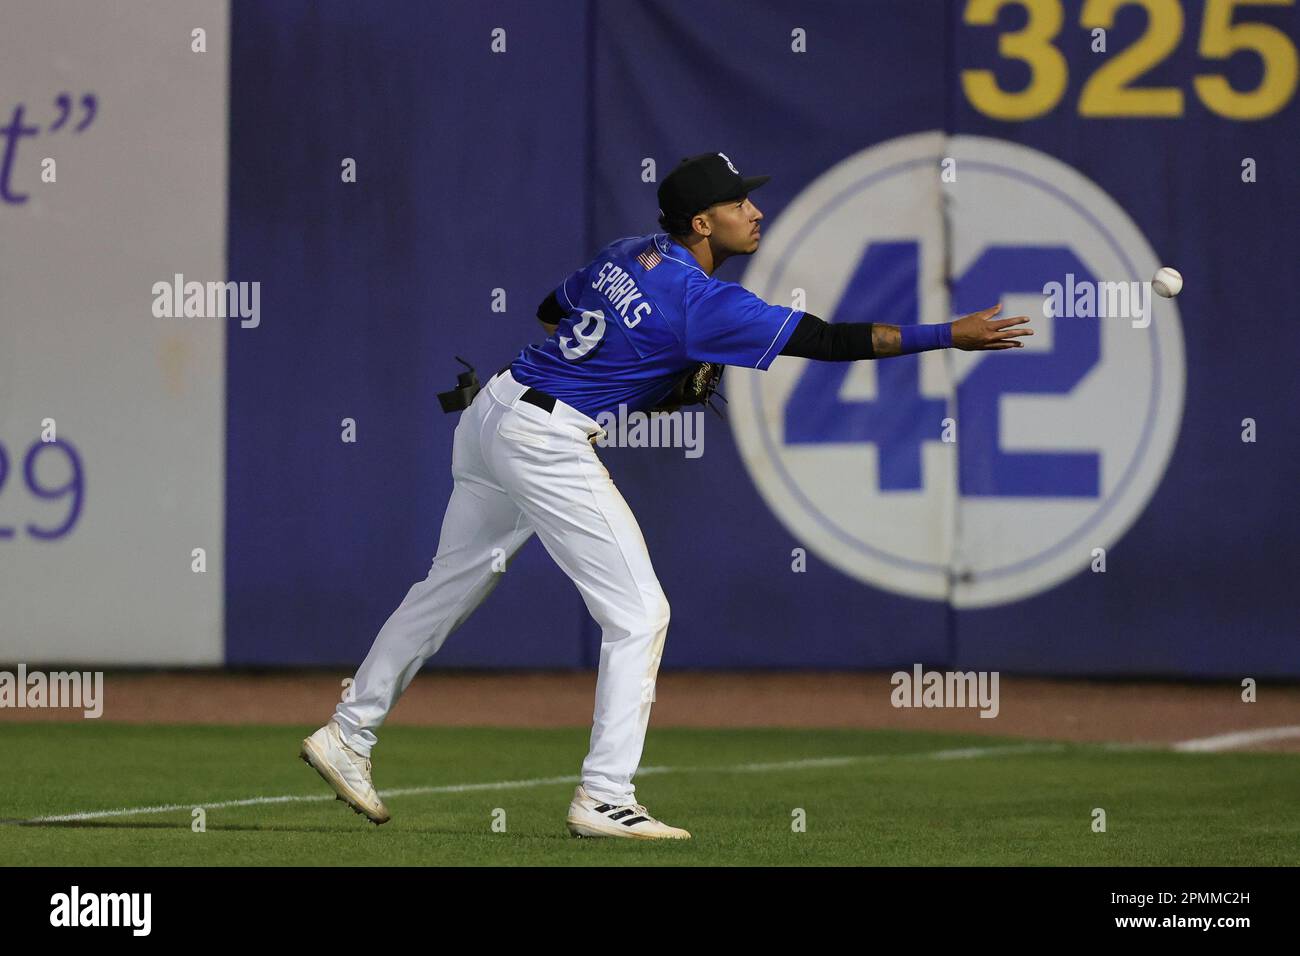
[950,304,1033,351]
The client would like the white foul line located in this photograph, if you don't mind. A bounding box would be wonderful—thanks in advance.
[26,732,1293,825]
[1171,725,1300,753]
[24,743,1061,824]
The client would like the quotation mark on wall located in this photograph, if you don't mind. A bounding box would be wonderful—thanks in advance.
[49,93,98,133]
[2,93,98,205]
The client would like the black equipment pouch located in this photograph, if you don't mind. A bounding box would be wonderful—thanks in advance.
[437,356,482,413]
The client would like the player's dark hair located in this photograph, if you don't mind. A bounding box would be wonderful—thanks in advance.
[658,210,696,238]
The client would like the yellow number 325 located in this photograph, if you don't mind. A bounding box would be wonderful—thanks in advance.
[962,0,1298,121]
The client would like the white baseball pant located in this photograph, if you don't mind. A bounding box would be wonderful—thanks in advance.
[334,369,669,805]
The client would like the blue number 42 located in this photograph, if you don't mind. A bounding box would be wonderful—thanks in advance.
[784,241,1099,498]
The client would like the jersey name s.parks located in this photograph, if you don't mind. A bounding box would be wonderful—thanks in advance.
[590,261,654,327]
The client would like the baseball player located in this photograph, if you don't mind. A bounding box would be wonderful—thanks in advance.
[301,152,1032,838]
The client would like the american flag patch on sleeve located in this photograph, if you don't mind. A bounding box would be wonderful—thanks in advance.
[636,246,662,271]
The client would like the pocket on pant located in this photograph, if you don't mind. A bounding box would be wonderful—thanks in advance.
[495,421,550,448]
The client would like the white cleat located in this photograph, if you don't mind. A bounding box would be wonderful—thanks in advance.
[565,785,691,840]
[300,721,391,825]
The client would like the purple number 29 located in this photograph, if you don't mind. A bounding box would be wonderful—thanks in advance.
[0,439,84,540]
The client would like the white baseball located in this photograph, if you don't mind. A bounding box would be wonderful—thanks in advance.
[1152,266,1182,298]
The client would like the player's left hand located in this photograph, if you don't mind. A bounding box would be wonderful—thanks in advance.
[951,304,1033,351]
[650,362,725,414]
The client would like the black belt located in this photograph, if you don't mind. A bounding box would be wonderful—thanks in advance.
[520,388,556,413]
[496,364,556,414]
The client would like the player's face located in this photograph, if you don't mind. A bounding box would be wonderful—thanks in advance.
[706,195,764,255]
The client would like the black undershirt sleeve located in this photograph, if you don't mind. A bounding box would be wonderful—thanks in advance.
[537,291,565,325]
[778,313,875,361]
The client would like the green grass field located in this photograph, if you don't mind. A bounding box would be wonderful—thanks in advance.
[1,724,1297,866]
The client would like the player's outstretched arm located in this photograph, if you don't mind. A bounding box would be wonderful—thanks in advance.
[874,304,1033,356]
[779,304,1032,361]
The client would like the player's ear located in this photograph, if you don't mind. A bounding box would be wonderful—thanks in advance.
[692,212,711,237]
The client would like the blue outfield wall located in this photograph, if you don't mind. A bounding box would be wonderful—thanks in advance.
[226,0,1300,675]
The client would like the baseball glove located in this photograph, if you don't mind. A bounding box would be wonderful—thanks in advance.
[650,362,727,416]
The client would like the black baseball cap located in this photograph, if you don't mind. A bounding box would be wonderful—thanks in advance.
[657,152,770,222]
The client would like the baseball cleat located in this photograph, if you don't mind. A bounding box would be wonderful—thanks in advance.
[565,785,691,840]
[300,721,391,825]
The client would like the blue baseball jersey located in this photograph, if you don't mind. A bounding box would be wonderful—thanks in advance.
[509,233,803,419]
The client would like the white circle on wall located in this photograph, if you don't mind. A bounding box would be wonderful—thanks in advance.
[733,132,1185,607]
